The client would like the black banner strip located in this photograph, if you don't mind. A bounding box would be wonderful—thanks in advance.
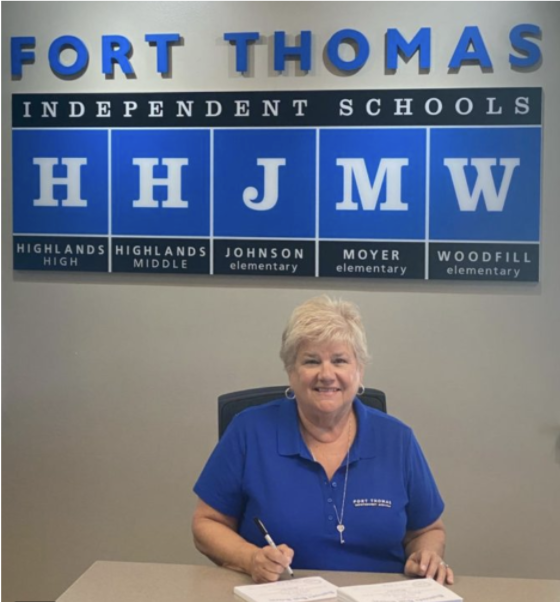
[13,88,541,128]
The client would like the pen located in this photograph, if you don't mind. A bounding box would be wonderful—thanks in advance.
[253,517,294,577]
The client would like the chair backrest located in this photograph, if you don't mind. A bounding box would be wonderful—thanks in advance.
[218,386,386,439]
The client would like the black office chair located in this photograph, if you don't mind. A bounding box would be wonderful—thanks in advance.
[218,386,386,438]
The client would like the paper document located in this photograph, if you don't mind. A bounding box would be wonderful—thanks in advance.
[234,576,338,602]
[337,579,462,602]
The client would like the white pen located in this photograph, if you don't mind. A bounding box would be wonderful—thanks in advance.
[253,516,294,577]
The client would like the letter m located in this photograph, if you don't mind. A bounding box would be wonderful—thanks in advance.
[443,158,520,211]
[336,158,409,211]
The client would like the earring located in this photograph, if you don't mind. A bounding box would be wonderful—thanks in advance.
[285,387,296,400]
[357,385,365,396]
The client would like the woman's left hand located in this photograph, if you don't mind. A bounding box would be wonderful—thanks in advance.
[404,550,454,584]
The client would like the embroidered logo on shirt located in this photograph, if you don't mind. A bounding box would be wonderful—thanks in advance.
[353,497,393,508]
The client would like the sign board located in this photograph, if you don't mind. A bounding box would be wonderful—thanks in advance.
[12,87,541,281]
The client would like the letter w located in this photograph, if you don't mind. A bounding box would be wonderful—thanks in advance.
[443,158,520,212]
[336,158,409,211]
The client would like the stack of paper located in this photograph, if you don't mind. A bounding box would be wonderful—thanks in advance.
[234,576,338,602]
[337,579,462,602]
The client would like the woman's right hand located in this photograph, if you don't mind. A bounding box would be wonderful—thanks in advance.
[250,544,294,583]
[192,499,294,582]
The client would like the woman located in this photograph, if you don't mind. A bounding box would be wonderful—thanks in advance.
[192,296,453,585]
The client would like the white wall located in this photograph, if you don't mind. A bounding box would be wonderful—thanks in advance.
[3,3,560,602]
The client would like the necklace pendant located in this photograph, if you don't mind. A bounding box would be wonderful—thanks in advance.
[337,524,345,544]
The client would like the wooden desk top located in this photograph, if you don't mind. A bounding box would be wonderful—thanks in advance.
[56,561,560,602]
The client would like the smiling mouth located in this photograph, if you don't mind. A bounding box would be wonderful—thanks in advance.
[315,387,340,393]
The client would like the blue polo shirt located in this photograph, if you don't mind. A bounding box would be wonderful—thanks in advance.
[194,399,444,573]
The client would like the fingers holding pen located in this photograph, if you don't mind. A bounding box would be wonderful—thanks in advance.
[250,546,280,583]
[250,544,294,583]
[276,543,295,568]
[251,518,294,582]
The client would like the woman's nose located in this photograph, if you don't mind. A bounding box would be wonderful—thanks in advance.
[318,362,335,379]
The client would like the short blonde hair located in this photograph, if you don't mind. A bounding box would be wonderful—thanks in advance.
[280,295,370,372]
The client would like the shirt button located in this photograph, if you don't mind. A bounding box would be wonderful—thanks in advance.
[328,515,334,521]
[327,498,333,503]
[332,482,337,488]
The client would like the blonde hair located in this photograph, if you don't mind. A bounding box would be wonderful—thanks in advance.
[280,295,370,372]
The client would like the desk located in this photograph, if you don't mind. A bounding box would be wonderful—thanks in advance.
[56,562,560,602]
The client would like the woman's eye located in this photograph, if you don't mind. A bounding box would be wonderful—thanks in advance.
[304,359,319,364]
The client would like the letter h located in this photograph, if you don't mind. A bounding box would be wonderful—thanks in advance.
[132,158,189,208]
[33,157,88,207]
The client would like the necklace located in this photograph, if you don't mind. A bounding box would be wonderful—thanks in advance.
[332,419,352,545]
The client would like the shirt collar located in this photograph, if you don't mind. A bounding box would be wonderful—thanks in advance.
[277,398,377,460]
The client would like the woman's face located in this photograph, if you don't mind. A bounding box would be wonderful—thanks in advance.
[288,339,363,420]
